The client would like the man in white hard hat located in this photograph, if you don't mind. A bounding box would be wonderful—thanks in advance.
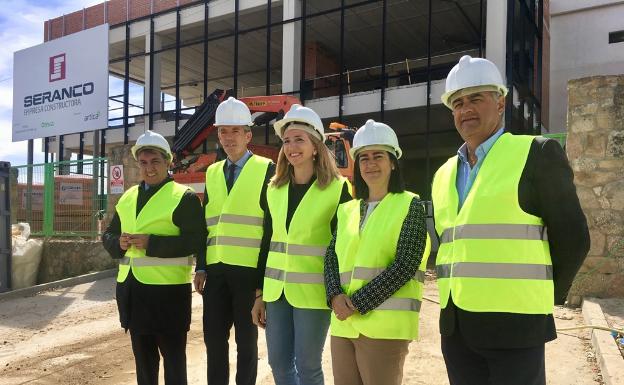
[102,130,206,385]
[193,96,275,385]
[431,55,589,385]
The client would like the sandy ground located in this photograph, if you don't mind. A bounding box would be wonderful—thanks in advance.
[0,276,604,385]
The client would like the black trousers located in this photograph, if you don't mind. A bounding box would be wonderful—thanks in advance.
[441,330,545,385]
[130,330,188,385]
[202,263,258,385]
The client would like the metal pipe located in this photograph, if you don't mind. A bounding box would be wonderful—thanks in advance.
[175,8,181,134]
[300,0,307,102]
[381,0,387,120]
[233,0,239,97]
[149,17,155,131]
[124,23,130,144]
[425,0,432,197]
[339,0,345,121]
[203,0,209,103]
[505,0,515,132]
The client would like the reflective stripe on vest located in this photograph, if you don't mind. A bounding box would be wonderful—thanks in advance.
[263,178,346,309]
[207,236,262,248]
[436,262,553,280]
[205,213,264,227]
[264,267,324,284]
[115,181,193,285]
[376,298,422,312]
[204,155,271,268]
[439,223,548,244]
[269,241,327,257]
[339,267,425,286]
[119,256,194,267]
[331,192,431,340]
[431,133,553,314]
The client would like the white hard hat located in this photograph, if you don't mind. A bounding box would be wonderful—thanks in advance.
[441,55,508,109]
[215,97,253,126]
[131,130,172,161]
[273,104,324,141]
[350,119,402,159]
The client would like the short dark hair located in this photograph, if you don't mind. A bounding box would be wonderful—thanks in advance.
[353,152,405,200]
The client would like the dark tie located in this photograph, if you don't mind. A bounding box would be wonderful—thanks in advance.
[226,163,236,193]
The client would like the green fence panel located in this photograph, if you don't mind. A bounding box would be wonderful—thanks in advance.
[43,162,54,237]
[10,158,108,238]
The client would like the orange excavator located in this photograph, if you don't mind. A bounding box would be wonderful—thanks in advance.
[171,89,356,197]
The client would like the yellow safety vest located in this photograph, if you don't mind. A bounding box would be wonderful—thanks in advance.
[263,178,347,309]
[431,133,553,314]
[330,192,431,340]
[205,155,271,268]
[116,181,194,285]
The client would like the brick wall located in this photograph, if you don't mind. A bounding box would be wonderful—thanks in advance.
[154,0,179,13]
[44,0,204,41]
[85,4,106,29]
[107,0,129,27]
[64,11,84,35]
[129,0,152,20]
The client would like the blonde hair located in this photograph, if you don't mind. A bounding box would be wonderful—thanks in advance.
[270,133,341,189]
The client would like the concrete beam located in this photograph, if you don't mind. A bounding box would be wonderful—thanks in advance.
[305,81,446,119]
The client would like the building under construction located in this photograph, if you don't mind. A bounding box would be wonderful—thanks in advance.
[42,0,549,198]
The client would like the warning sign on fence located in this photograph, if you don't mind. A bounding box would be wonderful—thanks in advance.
[59,183,84,205]
[20,189,43,210]
[110,165,124,194]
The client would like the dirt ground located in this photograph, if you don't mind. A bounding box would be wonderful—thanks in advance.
[0,276,604,385]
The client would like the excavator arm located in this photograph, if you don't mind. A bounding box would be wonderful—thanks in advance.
[172,91,300,160]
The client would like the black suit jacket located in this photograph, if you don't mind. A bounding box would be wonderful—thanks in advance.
[102,178,207,333]
[438,136,590,349]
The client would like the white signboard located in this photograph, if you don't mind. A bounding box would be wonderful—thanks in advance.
[59,182,83,205]
[12,24,109,142]
[110,164,124,194]
[20,189,44,210]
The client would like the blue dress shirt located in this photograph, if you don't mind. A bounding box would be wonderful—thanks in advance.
[225,150,253,184]
[456,128,505,209]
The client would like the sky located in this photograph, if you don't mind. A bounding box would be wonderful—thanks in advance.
[0,0,102,166]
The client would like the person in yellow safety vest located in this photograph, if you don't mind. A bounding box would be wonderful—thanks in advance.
[102,130,206,385]
[323,119,430,385]
[192,96,275,385]
[250,104,352,385]
[432,55,590,385]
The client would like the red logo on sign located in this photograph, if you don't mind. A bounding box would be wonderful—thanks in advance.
[49,54,66,82]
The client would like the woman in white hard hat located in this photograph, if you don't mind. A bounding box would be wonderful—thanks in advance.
[324,119,430,385]
[251,104,352,385]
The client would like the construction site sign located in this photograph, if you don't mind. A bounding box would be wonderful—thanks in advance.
[59,182,83,205]
[12,24,109,142]
[110,165,124,194]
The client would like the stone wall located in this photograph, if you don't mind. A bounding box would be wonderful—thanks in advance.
[38,239,117,284]
[567,75,624,301]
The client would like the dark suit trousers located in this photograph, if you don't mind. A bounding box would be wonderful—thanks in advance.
[441,330,545,385]
[202,263,258,385]
[130,330,188,385]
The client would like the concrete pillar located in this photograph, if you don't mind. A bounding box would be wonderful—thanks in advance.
[145,32,162,126]
[485,1,507,83]
[282,0,302,94]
